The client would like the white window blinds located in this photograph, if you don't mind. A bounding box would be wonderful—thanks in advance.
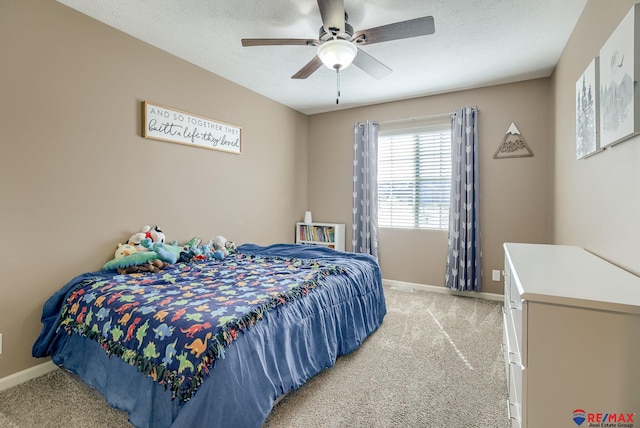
[378,124,452,230]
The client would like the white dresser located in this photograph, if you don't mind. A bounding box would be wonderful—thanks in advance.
[503,243,640,428]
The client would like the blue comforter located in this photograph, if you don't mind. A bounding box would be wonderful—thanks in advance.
[33,243,386,428]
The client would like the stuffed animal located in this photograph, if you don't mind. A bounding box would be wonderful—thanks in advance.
[127,225,165,251]
[209,236,230,257]
[225,240,237,253]
[140,239,183,265]
[114,243,137,259]
[189,243,213,261]
[177,237,202,263]
[117,259,167,275]
[104,251,162,271]
[180,237,201,251]
[104,237,182,273]
[212,250,226,260]
[143,225,165,244]
[127,232,149,252]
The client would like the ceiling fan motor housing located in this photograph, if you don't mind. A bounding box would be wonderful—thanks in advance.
[319,21,354,42]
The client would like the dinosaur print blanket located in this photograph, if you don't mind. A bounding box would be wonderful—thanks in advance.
[53,251,346,401]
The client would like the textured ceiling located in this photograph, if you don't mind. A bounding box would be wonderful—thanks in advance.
[57,0,588,115]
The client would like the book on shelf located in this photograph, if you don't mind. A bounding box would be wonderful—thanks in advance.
[296,222,343,251]
[298,224,336,243]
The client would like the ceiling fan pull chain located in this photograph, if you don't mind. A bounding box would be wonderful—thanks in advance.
[336,68,340,104]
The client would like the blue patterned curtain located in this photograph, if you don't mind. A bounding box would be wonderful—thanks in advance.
[445,107,481,291]
[352,121,379,259]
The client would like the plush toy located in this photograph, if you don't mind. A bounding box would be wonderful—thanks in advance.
[189,244,213,261]
[179,237,201,251]
[127,225,166,251]
[104,251,162,271]
[143,225,165,244]
[209,236,229,256]
[117,259,167,275]
[140,239,183,265]
[104,237,183,273]
[205,235,237,260]
[127,232,149,252]
[212,250,226,260]
[225,240,237,253]
[209,235,226,251]
[114,243,137,259]
[178,237,223,262]
[177,237,202,263]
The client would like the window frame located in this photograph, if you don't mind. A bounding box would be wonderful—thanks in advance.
[377,123,452,231]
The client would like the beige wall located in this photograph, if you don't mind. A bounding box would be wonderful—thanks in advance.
[0,0,308,378]
[308,79,552,294]
[552,0,640,275]
[5,0,637,383]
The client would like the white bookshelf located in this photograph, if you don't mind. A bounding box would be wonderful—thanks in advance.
[296,222,345,251]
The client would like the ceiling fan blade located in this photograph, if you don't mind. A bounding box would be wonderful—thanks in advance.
[242,38,319,47]
[353,16,435,45]
[352,48,392,80]
[292,56,323,79]
[317,0,345,35]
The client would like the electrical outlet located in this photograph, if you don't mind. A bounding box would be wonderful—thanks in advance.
[492,270,501,281]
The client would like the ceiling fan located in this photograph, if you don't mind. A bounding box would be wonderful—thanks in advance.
[241,0,435,102]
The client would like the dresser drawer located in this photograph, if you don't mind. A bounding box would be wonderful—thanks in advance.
[510,361,523,417]
[502,313,509,380]
[510,304,524,364]
[504,307,522,366]
[507,366,522,428]
[508,272,522,311]
[503,267,511,308]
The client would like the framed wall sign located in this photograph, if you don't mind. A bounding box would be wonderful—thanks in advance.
[493,122,533,159]
[142,101,242,154]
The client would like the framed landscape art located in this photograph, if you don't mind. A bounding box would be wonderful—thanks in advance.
[576,57,600,159]
[599,4,640,148]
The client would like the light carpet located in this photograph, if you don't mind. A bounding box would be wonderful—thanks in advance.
[0,286,508,427]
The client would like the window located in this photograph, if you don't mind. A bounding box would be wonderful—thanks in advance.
[378,124,451,230]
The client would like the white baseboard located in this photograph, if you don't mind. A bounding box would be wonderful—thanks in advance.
[0,361,58,393]
[382,279,503,302]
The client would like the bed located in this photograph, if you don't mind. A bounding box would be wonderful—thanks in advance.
[32,243,386,428]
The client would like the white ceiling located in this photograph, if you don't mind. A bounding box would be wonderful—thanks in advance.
[57,0,588,115]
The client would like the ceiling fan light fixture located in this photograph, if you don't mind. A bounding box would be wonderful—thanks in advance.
[317,39,357,70]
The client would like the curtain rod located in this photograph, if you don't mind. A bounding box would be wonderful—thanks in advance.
[378,112,453,126]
